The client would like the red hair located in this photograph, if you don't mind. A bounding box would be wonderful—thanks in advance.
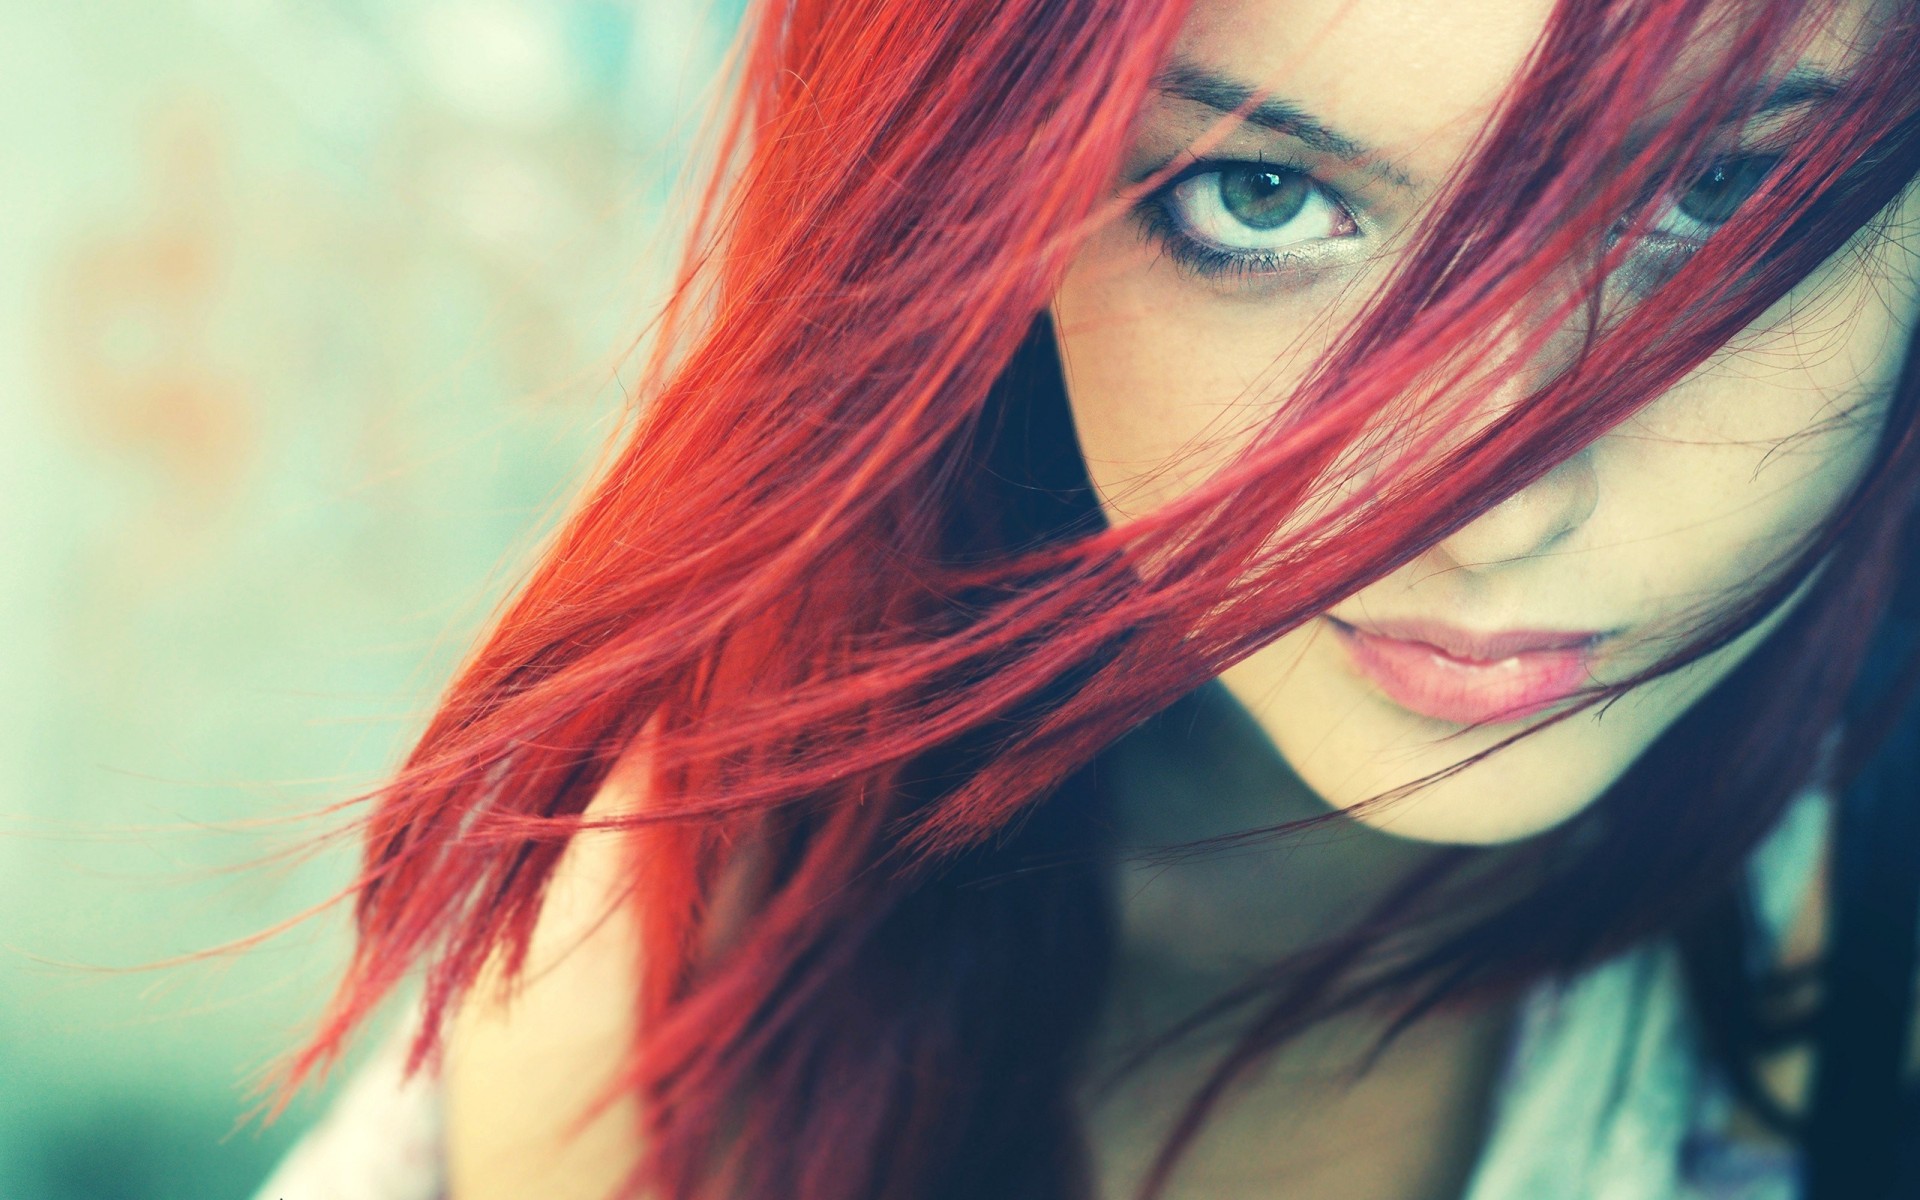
[282,0,1920,1196]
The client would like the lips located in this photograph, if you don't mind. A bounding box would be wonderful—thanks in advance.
[1327,616,1605,726]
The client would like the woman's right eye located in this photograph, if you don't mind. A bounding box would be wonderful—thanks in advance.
[1143,162,1361,278]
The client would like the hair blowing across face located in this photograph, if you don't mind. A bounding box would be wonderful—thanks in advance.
[277,0,1920,1197]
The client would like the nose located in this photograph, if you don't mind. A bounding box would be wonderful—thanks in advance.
[1434,446,1598,569]
[1427,270,1604,572]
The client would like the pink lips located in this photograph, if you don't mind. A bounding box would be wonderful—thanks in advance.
[1328,616,1604,726]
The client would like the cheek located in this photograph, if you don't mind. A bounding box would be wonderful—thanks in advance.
[1053,228,1355,519]
[1609,214,1917,599]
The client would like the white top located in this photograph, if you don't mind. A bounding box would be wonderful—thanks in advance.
[253,793,1827,1200]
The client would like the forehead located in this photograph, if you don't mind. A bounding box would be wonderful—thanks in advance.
[1167,0,1874,183]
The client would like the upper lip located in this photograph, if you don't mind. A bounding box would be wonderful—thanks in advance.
[1328,616,1607,662]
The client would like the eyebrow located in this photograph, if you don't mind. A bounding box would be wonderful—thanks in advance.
[1152,57,1417,189]
[1749,66,1843,115]
[1150,59,1845,191]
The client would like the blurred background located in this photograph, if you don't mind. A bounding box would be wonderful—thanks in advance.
[0,2,738,1196]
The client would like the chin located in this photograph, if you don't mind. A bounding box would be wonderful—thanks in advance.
[1306,750,1618,846]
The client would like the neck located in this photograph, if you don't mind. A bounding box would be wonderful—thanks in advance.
[1096,681,1457,1044]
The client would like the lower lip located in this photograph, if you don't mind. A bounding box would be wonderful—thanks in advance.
[1328,620,1599,726]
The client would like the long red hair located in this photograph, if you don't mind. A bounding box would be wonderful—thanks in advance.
[282,0,1920,1196]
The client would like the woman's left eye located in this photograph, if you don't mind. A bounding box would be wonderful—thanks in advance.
[1143,162,1361,279]
[1605,152,1784,297]
[1643,153,1782,242]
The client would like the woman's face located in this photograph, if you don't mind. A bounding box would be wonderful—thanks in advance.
[1054,0,1920,843]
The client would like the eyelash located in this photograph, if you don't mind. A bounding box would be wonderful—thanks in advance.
[1134,157,1359,283]
[1134,152,1782,287]
[1609,153,1783,276]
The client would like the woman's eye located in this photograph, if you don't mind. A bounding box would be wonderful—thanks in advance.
[1609,152,1784,297]
[1158,163,1359,262]
[1646,153,1781,240]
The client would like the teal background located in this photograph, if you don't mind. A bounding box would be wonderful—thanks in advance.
[0,3,732,1196]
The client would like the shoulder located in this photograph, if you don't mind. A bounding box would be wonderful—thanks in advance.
[444,769,650,1200]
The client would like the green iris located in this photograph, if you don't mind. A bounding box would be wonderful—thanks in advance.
[1219,167,1312,230]
[1675,155,1779,225]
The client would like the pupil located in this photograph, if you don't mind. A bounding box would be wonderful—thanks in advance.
[1221,168,1310,229]
[1676,156,1777,225]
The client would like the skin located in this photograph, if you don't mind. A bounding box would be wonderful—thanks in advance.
[1056,1,1920,1185]
[1053,0,1918,1191]
[441,1,1920,1198]
[1056,0,1920,846]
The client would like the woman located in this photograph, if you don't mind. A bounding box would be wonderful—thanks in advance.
[253,0,1920,1197]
